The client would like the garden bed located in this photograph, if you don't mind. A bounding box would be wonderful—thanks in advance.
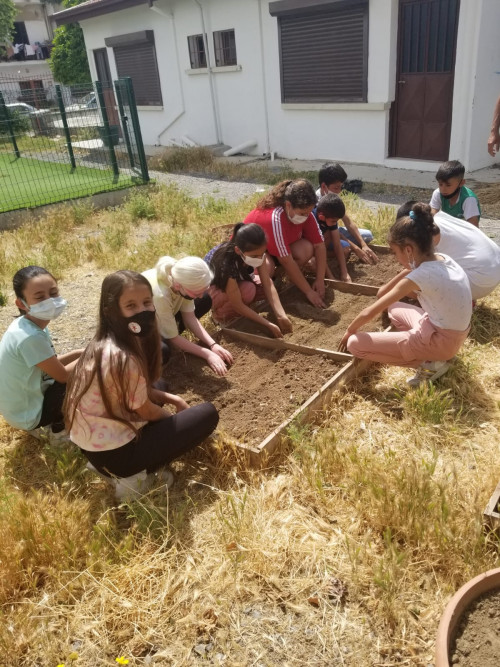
[164,340,343,450]
[227,282,386,350]
[328,244,400,286]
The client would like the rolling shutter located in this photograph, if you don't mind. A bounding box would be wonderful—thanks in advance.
[106,31,163,106]
[272,1,368,103]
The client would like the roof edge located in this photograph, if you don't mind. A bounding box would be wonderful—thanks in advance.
[54,0,152,26]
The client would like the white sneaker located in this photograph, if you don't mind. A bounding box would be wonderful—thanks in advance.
[154,467,175,489]
[407,360,450,388]
[113,470,154,502]
[28,426,70,444]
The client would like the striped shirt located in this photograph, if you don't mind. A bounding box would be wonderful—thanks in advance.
[243,206,323,258]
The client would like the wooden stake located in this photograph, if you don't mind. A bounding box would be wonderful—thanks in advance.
[221,327,353,362]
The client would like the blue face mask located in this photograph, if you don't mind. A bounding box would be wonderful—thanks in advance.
[23,296,67,321]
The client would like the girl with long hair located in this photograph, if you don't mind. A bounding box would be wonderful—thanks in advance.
[244,179,327,309]
[64,270,219,499]
[206,222,292,336]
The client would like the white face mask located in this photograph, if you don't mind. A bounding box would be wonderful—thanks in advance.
[242,254,265,268]
[23,296,67,320]
[289,213,308,225]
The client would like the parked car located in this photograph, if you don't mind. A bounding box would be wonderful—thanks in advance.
[6,102,39,115]
[66,92,97,112]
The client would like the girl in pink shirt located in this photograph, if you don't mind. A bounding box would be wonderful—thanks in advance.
[64,270,218,499]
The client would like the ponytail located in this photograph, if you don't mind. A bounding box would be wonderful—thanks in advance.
[388,202,439,254]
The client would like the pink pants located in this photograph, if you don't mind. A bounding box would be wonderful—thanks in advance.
[347,302,469,368]
[209,280,265,323]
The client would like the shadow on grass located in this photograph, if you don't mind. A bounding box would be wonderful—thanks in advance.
[350,356,498,427]
[469,303,500,345]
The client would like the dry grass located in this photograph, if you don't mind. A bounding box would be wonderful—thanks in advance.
[0,184,499,666]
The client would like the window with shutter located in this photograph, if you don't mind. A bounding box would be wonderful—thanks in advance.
[106,31,163,106]
[269,0,368,103]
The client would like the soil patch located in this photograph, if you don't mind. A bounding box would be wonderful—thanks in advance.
[328,249,400,286]
[164,340,342,447]
[229,283,386,350]
[450,587,500,666]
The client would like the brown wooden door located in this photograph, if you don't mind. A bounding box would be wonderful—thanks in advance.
[390,0,460,161]
[94,48,120,128]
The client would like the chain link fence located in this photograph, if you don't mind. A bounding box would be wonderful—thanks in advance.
[0,75,149,213]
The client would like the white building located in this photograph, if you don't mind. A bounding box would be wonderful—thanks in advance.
[0,0,62,105]
[54,0,500,172]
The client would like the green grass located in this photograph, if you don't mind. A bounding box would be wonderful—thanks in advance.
[0,152,138,213]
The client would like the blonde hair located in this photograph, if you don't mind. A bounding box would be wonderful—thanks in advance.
[155,256,213,292]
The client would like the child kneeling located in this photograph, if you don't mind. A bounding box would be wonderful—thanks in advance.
[64,270,219,499]
[339,204,471,386]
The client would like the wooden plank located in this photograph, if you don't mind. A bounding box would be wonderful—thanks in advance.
[249,355,374,466]
[221,327,353,362]
[370,244,392,255]
[324,278,379,296]
[483,480,500,531]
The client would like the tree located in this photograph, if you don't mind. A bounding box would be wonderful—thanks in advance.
[49,0,91,85]
[0,0,16,46]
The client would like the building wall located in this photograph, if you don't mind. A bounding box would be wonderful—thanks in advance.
[78,0,494,171]
[450,0,500,171]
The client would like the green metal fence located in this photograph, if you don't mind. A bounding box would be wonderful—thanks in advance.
[0,75,149,213]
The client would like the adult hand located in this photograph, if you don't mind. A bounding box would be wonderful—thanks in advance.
[338,331,351,353]
[306,288,326,309]
[312,277,326,299]
[276,315,293,334]
[488,131,500,157]
[207,351,229,376]
[267,322,284,339]
[211,343,234,366]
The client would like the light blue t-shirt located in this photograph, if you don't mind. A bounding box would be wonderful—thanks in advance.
[0,316,56,430]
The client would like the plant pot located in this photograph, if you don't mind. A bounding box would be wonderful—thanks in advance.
[435,567,500,666]
[97,125,119,147]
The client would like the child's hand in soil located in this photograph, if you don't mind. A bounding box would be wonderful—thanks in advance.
[207,350,230,376]
[354,245,378,265]
[276,315,293,334]
[338,330,351,352]
[306,288,326,309]
[267,322,284,339]
[340,272,353,284]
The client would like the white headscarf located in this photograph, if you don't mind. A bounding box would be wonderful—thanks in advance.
[155,256,213,292]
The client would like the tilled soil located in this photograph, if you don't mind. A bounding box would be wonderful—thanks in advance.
[164,340,342,446]
[450,587,500,666]
[328,249,401,285]
[230,283,386,350]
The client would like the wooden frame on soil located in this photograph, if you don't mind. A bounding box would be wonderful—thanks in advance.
[220,279,384,466]
[483,480,500,530]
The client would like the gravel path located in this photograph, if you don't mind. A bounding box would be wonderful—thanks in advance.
[149,170,500,244]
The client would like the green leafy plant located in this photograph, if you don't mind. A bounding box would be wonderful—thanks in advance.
[49,0,91,85]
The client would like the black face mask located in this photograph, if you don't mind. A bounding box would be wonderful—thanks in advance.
[441,185,461,200]
[124,309,156,337]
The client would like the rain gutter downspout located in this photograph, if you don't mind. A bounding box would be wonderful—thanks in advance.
[257,0,271,156]
[193,0,222,144]
[148,1,186,145]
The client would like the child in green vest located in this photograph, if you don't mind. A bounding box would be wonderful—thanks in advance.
[430,160,481,227]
